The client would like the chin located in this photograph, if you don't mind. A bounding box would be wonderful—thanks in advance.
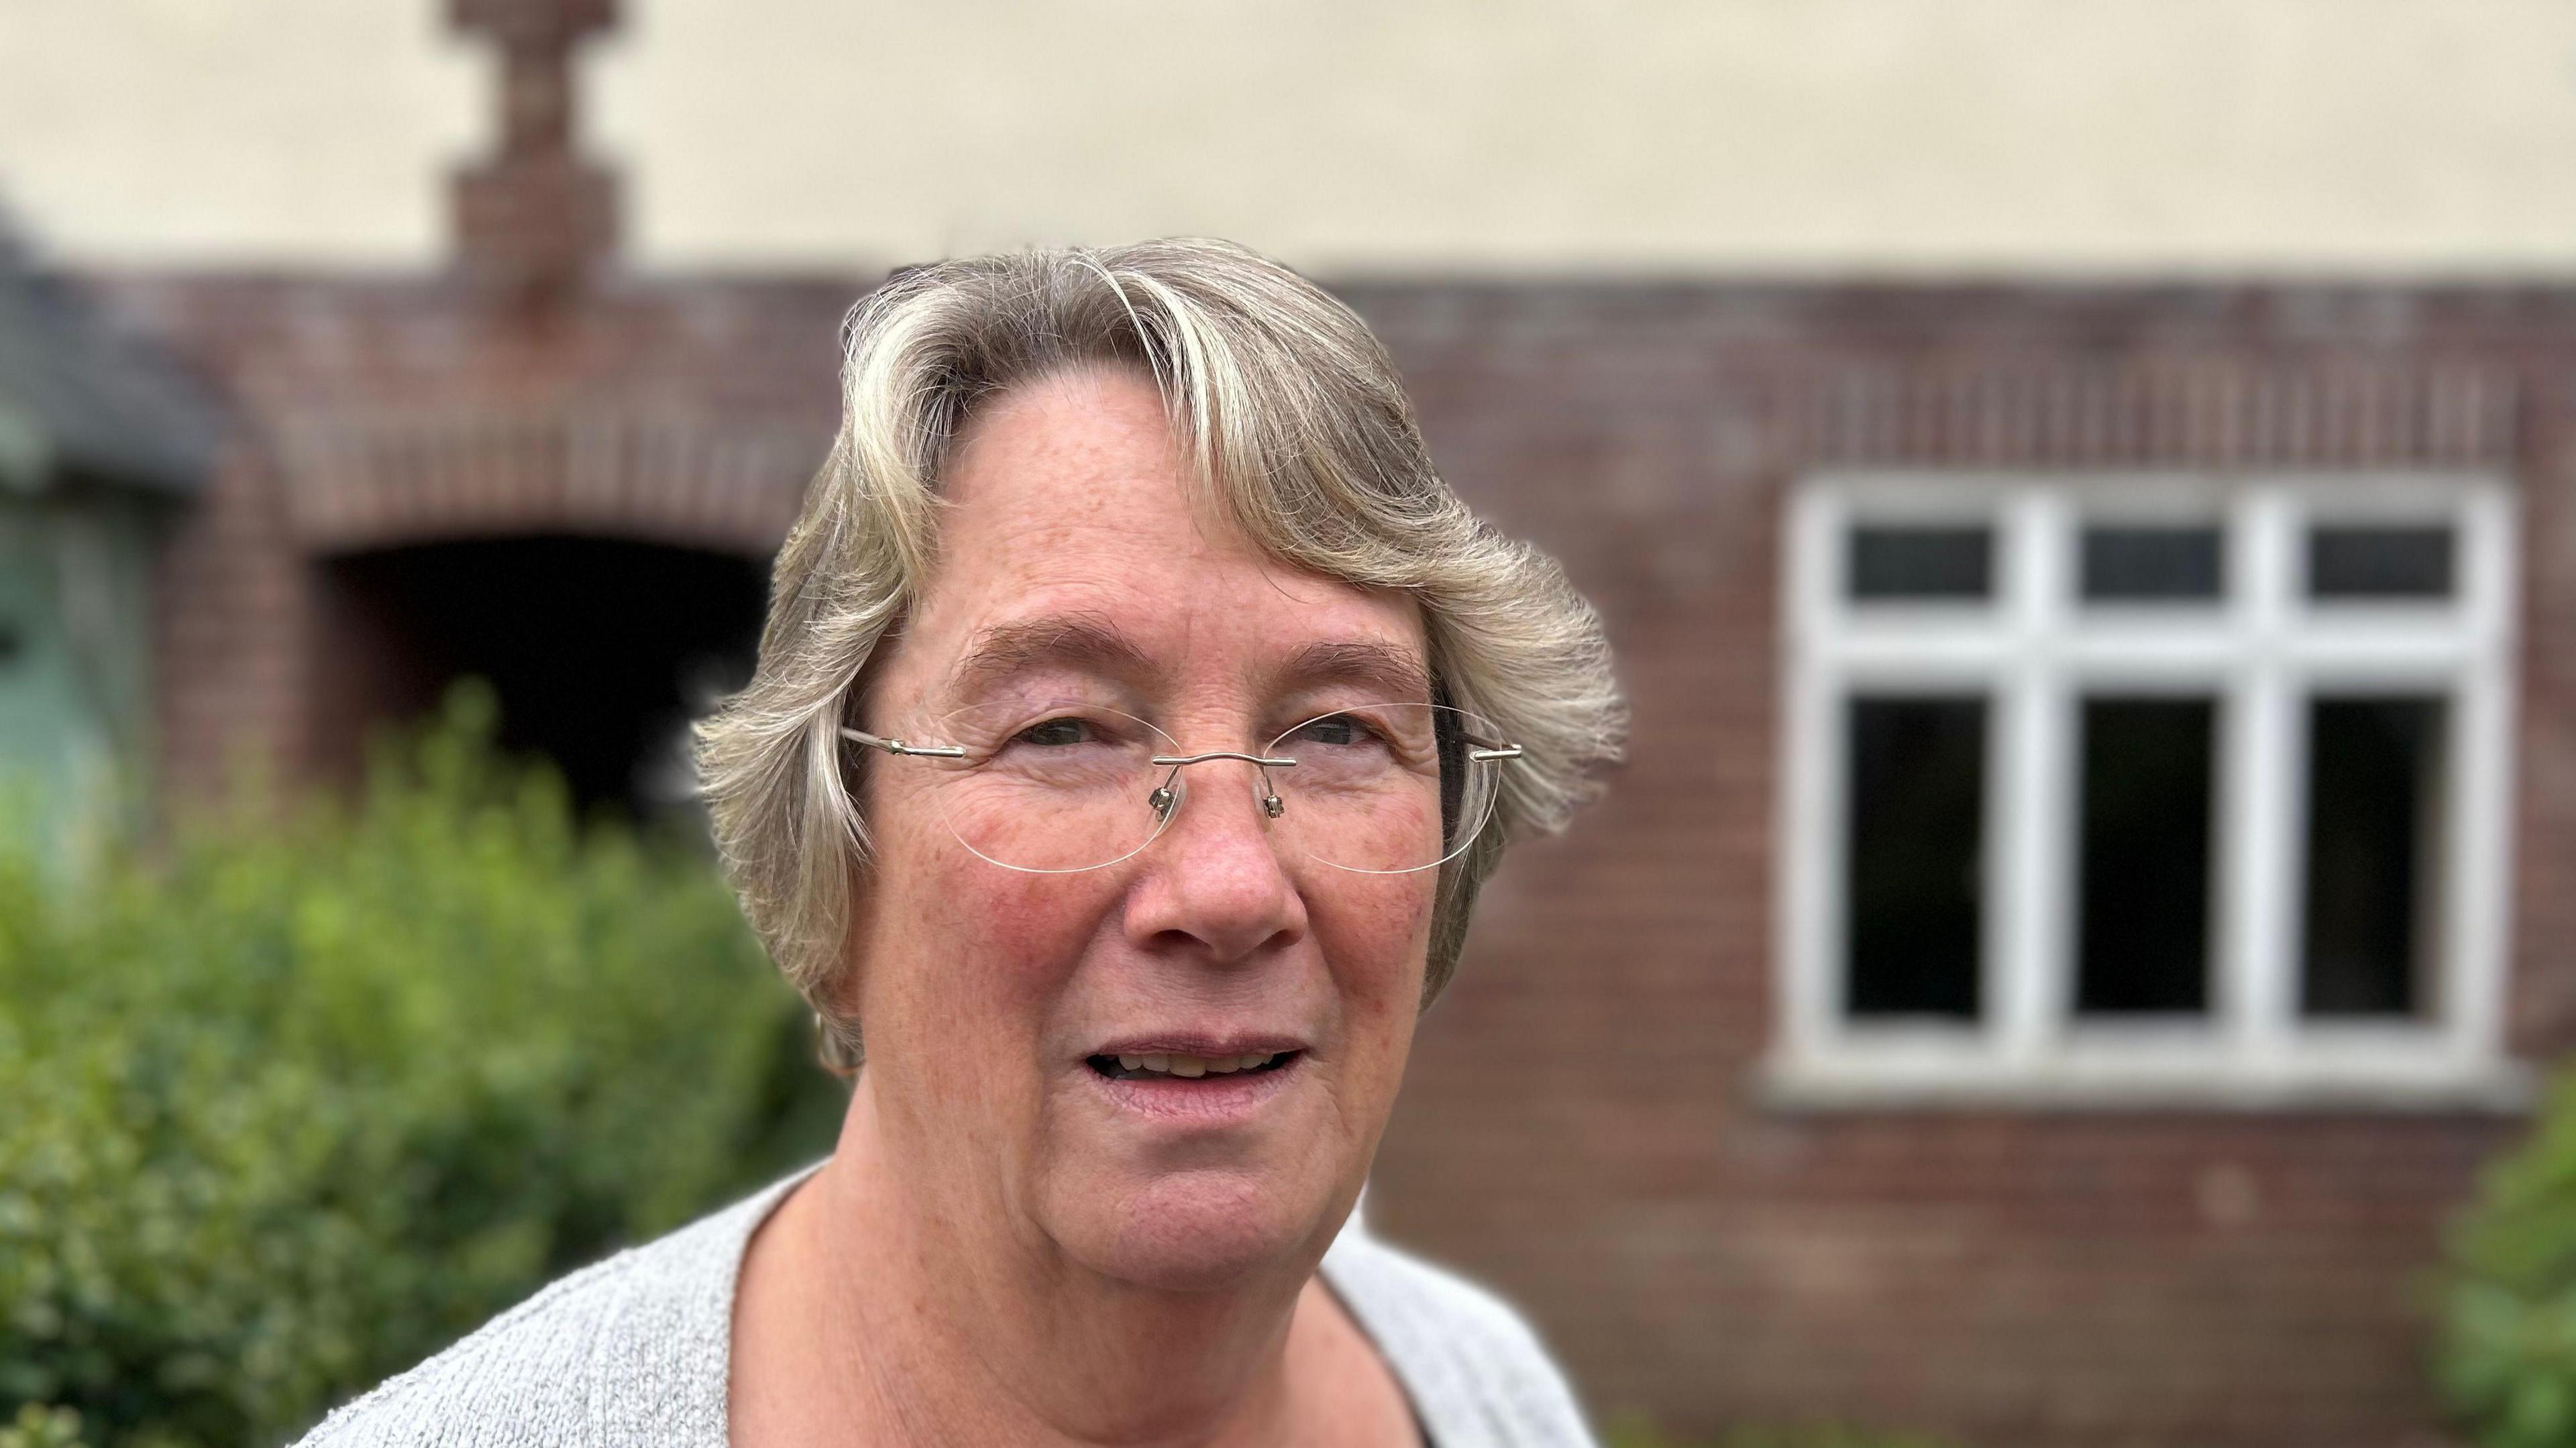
[1061,1166,1346,1294]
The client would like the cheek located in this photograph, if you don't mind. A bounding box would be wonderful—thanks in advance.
[865,837,1108,1058]
[1304,870,1437,1023]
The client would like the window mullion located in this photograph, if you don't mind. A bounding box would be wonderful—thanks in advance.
[1996,488,2065,1068]
[1780,486,1841,1064]
[2445,485,2519,1066]
[2230,488,2299,1074]
[1782,659,1839,1061]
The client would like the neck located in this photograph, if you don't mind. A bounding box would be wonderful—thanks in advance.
[777,1076,1326,1447]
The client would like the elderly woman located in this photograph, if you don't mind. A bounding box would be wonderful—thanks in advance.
[299,239,1623,1447]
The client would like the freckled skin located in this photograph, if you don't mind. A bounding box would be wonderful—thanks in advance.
[854,366,1436,1292]
[727,366,1434,1446]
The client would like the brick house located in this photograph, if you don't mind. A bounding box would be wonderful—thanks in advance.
[62,7,2576,1445]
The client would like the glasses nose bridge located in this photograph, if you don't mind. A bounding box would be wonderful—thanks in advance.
[1148,747,1296,831]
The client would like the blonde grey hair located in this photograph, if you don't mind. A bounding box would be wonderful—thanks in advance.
[694,239,1623,1059]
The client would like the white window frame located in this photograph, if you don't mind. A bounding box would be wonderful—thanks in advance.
[1768,471,2526,1109]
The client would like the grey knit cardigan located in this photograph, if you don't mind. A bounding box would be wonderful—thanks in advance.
[292,1164,1597,1447]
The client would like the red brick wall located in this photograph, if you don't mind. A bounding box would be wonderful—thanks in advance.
[95,270,2576,1446]
[1354,284,2576,1447]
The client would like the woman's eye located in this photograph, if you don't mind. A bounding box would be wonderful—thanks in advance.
[1014,717,1093,747]
[1293,715,1369,747]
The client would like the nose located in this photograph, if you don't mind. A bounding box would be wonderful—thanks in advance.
[1122,759,1308,964]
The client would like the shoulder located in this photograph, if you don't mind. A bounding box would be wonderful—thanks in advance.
[292,1169,815,1448]
[1320,1222,1597,1448]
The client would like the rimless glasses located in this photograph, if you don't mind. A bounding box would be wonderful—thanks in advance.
[841,700,1521,874]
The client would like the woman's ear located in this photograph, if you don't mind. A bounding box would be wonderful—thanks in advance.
[814,1009,863,1078]
[814,860,873,1077]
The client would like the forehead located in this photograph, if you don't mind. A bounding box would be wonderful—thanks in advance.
[893,368,1427,696]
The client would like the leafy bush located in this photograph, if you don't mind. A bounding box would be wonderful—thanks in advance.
[0,685,843,1447]
[0,1404,90,1448]
[2436,1067,2576,1448]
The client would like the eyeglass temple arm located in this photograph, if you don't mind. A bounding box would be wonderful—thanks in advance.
[1144,744,1525,767]
[839,725,967,759]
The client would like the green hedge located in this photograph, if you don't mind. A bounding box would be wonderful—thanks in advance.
[0,686,844,1447]
[2439,1068,2576,1448]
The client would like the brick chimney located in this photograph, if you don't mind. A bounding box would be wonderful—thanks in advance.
[449,0,619,303]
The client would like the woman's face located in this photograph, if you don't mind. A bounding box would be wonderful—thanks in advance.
[845,367,1437,1291]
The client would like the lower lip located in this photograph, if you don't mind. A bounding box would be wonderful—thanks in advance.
[1082,1054,1303,1124]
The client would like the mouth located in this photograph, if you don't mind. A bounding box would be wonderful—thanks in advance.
[1086,1049,1303,1082]
[1077,1034,1311,1124]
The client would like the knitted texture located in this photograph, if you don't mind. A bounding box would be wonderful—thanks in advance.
[294,1164,1596,1447]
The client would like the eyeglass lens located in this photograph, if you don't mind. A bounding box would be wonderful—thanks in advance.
[911,701,1500,874]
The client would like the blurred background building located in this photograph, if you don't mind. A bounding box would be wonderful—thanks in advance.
[0,228,215,864]
[7,1,2576,1443]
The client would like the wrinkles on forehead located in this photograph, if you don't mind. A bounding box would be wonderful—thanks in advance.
[941,611,1433,711]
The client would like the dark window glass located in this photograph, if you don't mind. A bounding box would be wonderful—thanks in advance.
[2308,525,2455,600]
[1846,695,1986,1019]
[2081,525,2223,603]
[2076,697,2216,1015]
[1849,525,1993,602]
[2302,697,2447,1018]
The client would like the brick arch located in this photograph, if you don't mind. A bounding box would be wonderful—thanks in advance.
[274,404,828,560]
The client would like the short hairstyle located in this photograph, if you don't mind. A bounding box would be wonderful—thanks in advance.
[694,239,1623,1059]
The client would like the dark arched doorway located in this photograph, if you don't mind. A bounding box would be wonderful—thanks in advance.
[317,535,767,819]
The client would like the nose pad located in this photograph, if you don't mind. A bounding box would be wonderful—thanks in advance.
[1142,759,1291,848]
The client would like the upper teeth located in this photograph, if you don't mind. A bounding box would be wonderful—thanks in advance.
[1117,1052,1279,1076]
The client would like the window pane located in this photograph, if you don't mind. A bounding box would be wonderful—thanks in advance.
[2076,698,2216,1015]
[2081,525,2223,603]
[1849,525,1993,602]
[2302,697,2448,1018]
[2308,525,2455,600]
[1846,695,1986,1019]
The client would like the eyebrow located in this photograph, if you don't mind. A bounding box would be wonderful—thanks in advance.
[1274,640,1434,705]
[945,612,1157,698]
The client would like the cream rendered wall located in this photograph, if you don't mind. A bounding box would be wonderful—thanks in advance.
[0,1,480,267]
[4,0,2575,275]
